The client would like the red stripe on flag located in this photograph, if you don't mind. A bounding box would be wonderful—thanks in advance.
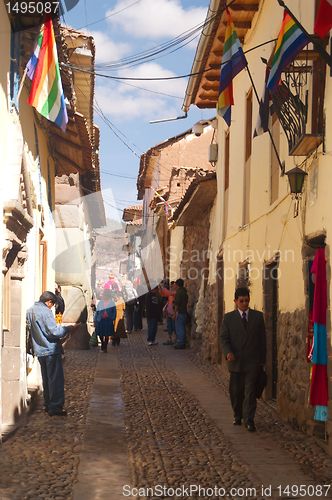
[28,20,52,105]
[314,0,332,38]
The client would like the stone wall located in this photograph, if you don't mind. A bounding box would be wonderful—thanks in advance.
[277,309,312,428]
[181,212,210,341]
[199,282,221,364]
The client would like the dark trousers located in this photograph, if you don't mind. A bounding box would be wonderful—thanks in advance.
[133,304,143,330]
[38,353,64,412]
[99,336,109,351]
[125,303,134,332]
[175,313,186,347]
[147,318,158,342]
[229,367,260,423]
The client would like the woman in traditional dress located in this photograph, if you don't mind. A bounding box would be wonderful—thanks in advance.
[94,289,116,353]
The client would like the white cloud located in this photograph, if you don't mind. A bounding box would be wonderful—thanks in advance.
[94,62,185,122]
[106,0,206,40]
[95,80,180,122]
[91,31,131,64]
[118,62,186,97]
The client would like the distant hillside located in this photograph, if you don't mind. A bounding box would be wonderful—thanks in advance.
[95,218,128,279]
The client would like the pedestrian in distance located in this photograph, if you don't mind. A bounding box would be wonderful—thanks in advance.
[94,288,116,352]
[145,286,161,345]
[173,278,188,349]
[55,284,66,358]
[122,275,138,333]
[26,291,79,417]
[114,293,127,340]
[220,287,266,432]
[159,281,176,345]
[54,284,65,320]
[104,271,122,293]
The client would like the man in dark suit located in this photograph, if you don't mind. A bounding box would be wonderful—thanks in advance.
[220,287,266,432]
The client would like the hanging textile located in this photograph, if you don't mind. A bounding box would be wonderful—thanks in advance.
[309,247,328,421]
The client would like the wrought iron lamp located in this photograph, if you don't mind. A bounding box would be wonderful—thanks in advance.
[285,166,307,217]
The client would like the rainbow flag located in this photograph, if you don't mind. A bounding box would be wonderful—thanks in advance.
[217,10,247,126]
[267,11,309,92]
[27,19,68,131]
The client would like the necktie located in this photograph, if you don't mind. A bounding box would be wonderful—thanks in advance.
[242,311,247,329]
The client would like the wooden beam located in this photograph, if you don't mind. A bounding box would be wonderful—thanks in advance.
[196,101,217,109]
[230,3,259,11]
[216,36,245,45]
[223,20,252,28]
[52,135,90,152]
[54,151,83,171]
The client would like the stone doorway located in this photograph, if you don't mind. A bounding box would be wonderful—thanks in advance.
[263,260,279,400]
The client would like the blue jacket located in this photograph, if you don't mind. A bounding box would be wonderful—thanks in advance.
[26,301,69,357]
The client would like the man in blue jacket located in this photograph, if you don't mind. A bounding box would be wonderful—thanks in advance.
[26,291,77,416]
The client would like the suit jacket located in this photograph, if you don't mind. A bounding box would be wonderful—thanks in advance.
[220,309,266,372]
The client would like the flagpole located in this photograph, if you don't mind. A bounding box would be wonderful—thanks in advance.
[245,65,285,174]
[17,66,28,103]
[277,0,332,70]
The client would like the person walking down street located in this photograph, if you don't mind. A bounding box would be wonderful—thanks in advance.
[114,294,126,339]
[220,287,266,432]
[122,276,138,333]
[145,286,161,346]
[94,289,116,353]
[55,284,66,358]
[55,284,65,322]
[160,281,176,345]
[26,291,77,417]
[173,279,188,349]
[104,272,122,294]
[133,299,143,331]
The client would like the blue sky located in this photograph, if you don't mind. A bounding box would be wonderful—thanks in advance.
[64,0,213,222]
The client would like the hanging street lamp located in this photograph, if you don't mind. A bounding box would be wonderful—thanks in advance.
[285,166,308,217]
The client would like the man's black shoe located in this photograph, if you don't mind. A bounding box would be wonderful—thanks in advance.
[233,419,242,425]
[48,409,67,417]
[246,422,256,432]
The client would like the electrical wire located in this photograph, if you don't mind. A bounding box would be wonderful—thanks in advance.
[77,0,142,30]
[93,14,215,70]
[109,77,183,99]
[101,170,137,180]
[95,31,201,72]
[62,38,278,81]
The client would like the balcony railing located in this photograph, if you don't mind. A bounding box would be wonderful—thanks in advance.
[271,47,325,157]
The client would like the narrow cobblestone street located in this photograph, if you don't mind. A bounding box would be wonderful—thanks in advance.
[1,324,332,500]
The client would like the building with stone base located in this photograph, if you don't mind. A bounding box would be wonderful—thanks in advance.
[181,0,332,449]
[0,11,104,436]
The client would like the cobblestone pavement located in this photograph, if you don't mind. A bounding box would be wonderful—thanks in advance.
[119,329,332,499]
[0,350,97,500]
[120,333,256,497]
[1,326,332,500]
[188,349,332,486]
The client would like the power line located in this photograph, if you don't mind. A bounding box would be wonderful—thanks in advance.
[93,13,215,70]
[107,77,183,100]
[93,100,142,158]
[77,0,142,30]
[101,170,137,180]
[62,38,277,82]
